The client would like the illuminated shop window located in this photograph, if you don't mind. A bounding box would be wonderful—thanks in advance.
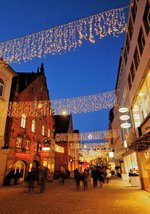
[21,114,26,128]
[0,78,4,96]
[31,119,35,133]
[16,138,22,148]
[132,71,150,127]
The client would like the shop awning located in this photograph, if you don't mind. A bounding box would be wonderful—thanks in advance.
[128,132,150,152]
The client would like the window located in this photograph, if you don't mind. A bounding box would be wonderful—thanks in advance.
[31,119,35,133]
[131,0,137,22]
[133,47,140,69]
[126,35,130,53]
[130,62,135,82]
[143,0,150,35]
[132,71,150,128]
[48,129,50,137]
[128,73,132,90]
[128,18,133,40]
[138,27,145,55]
[21,114,26,128]
[42,125,45,136]
[124,48,127,65]
[0,78,4,96]
[24,140,30,150]
[34,97,38,109]
[16,138,22,148]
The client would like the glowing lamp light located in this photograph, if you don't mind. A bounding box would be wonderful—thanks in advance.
[62,110,67,115]
[109,151,114,158]
[42,147,50,151]
[119,115,130,121]
[119,107,129,113]
[120,122,131,129]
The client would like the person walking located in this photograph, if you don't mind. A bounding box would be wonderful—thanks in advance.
[60,166,65,185]
[92,167,98,188]
[38,166,46,193]
[83,169,89,190]
[27,167,36,192]
[74,168,81,190]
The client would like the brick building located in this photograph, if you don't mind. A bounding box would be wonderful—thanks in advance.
[4,64,55,183]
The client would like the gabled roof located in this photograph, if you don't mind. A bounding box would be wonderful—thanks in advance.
[54,115,72,133]
[11,63,45,93]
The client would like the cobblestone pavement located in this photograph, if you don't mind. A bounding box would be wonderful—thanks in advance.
[0,177,150,214]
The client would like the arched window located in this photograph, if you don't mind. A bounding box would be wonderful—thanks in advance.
[21,114,26,128]
[0,78,4,96]
[42,125,45,136]
[48,129,50,137]
[31,119,35,133]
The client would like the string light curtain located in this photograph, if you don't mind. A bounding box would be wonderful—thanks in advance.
[0,7,128,64]
[52,90,116,114]
[55,130,114,142]
[0,90,116,117]
[80,142,109,150]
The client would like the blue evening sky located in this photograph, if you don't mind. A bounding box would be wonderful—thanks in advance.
[0,0,129,133]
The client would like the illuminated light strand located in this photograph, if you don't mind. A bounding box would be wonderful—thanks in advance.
[0,91,116,117]
[52,90,116,114]
[0,7,128,64]
[55,129,115,142]
[80,142,109,150]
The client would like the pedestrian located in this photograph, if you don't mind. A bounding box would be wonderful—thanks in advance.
[83,169,89,190]
[60,166,65,184]
[14,168,20,185]
[38,166,46,193]
[91,167,98,188]
[74,168,81,190]
[106,168,111,183]
[27,167,36,192]
[98,168,105,188]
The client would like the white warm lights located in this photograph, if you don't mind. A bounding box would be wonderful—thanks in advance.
[120,115,130,121]
[118,107,129,113]
[120,122,131,129]
[0,7,128,65]
[0,90,116,117]
[119,106,131,129]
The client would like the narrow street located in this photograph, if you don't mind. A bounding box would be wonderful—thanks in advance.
[0,177,150,214]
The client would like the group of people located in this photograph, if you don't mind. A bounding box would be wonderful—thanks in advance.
[73,166,112,190]
[27,165,48,193]
[3,168,23,186]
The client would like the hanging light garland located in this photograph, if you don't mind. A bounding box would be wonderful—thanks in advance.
[80,142,109,150]
[0,6,128,65]
[55,129,115,142]
[52,90,116,114]
[0,90,116,117]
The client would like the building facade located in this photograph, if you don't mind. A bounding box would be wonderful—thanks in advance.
[54,115,79,173]
[4,64,55,184]
[0,61,16,185]
[109,0,150,190]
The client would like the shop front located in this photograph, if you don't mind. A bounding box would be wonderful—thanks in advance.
[123,152,140,186]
